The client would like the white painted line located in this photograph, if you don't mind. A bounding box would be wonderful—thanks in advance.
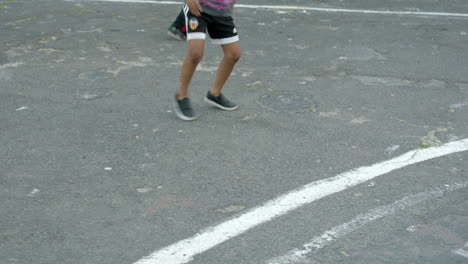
[452,249,468,259]
[236,4,468,18]
[15,106,29,111]
[268,182,468,264]
[133,138,468,264]
[67,0,468,18]
[0,62,24,69]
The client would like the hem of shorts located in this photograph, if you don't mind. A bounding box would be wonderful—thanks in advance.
[211,35,239,45]
[187,33,207,40]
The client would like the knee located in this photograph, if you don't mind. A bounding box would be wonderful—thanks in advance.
[187,50,204,64]
[226,50,241,63]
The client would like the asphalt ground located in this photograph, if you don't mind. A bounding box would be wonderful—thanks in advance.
[1,1,467,264]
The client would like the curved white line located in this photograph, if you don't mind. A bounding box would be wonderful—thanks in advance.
[134,138,468,264]
[268,181,468,264]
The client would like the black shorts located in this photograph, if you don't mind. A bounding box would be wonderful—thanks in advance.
[183,4,239,45]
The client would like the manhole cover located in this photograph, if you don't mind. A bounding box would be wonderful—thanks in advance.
[258,92,315,112]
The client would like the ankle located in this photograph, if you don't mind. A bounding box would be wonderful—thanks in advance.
[176,93,187,100]
[209,90,221,97]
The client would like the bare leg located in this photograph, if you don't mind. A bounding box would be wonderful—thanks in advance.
[210,41,241,96]
[177,39,205,100]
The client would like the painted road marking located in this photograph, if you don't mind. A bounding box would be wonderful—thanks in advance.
[69,2,468,262]
[268,182,468,264]
[68,0,468,18]
[133,138,468,264]
[452,249,468,259]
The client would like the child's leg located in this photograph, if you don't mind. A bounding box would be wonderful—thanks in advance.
[168,9,187,40]
[210,41,241,96]
[177,39,205,99]
[173,8,185,29]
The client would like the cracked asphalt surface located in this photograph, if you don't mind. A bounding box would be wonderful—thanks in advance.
[1,1,467,263]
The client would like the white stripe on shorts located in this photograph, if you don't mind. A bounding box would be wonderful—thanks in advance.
[211,35,239,45]
[187,32,207,40]
[183,3,190,39]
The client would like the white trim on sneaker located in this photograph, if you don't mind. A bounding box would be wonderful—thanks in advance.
[204,97,239,111]
[174,98,198,121]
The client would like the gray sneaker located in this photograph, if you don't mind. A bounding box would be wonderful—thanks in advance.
[167,26,186,41]
[204,91,238,111]
[174,96,197,121]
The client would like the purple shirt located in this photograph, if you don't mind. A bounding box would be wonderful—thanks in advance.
[200,0,236,16]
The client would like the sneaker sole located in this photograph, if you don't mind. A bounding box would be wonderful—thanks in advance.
[204,97,239,111]
[173,101,198,121]
[167,31,185,41]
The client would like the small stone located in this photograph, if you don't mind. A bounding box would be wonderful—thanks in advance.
[241,114,257,121]
[27,188,40,197]
[137,187,154,193]
[15,106,29,111]
[246,81,262,88]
